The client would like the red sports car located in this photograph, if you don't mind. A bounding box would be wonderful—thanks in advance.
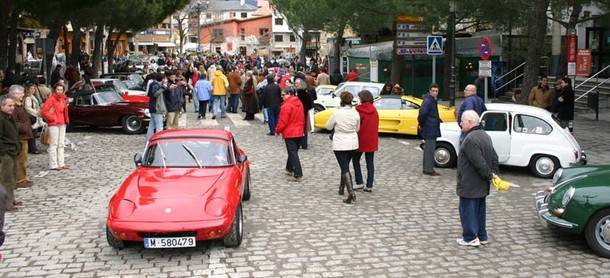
[106,129,251,249]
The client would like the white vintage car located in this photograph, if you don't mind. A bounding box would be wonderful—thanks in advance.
[314,82,385,112]
[433,103,587,178]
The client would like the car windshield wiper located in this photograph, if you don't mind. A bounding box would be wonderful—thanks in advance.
[182,144,202,168]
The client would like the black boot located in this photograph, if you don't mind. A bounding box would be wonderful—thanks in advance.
[343,172,356,204]
[338,174,346,195]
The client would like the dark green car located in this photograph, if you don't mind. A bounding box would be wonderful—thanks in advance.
[535,165,610,258]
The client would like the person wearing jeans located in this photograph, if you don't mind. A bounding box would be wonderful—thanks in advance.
[41,83,70,171]
[146,74,167,140]
[275,87,305,182]
[326,92,360,204]
[261,74,282,135]
[211,68,229,119]
[194,73,212,119]
[352,90,378,192]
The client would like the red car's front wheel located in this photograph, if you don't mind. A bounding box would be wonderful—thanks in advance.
[223,204,243,247]
[106,225,126,249]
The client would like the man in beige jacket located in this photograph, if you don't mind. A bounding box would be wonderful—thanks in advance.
[528,77,554,109]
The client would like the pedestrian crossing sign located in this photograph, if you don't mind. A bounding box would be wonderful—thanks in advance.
[427,36,444,55]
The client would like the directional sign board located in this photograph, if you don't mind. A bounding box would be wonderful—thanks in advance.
[395,15,427,56]
[427,36,443,55]
[479,60,492,77]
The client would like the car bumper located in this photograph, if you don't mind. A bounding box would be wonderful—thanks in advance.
[534,191,578,230]
[107,217,232,242]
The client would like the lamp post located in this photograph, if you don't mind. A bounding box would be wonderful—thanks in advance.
[448,0,457,107]
[191,0,209,53]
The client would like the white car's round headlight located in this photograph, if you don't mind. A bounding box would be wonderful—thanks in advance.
[562,187,576,207]
[553,168,563,185]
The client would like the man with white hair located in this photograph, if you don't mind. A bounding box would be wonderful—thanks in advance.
[456,110,499,247]
[457,84,487,127]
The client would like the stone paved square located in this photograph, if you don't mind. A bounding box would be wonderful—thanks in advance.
[1,111,610,277]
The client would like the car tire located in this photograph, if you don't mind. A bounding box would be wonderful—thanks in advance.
[585,208,610,258]
[223,204,243,248]
[434,143,457,168]
[313,104,325,114]
[106,226,125,250]
[242,172,251,201]
[122,115,144,135]
[529,155,559,178]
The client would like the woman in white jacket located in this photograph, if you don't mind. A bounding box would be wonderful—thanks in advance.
[326,92,360,204]
[24,84,43,154]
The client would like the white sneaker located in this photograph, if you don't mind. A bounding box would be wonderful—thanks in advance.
[456,238,481,247]
[479,239,488,245]
[353,184,365,190]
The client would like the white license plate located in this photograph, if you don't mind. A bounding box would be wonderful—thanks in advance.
[144,237,196,248]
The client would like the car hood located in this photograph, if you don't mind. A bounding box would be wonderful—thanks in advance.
[559,165,610,187]
[119,168,227,222]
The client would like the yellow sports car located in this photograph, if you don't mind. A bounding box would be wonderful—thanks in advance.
[314,95,457,135]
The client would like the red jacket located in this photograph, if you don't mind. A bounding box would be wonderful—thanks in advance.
[346,71,359,81]
[42,93,70,126]
[356,102,379,152]
[275,96,305,139]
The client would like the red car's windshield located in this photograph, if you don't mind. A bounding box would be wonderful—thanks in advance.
[143,139,233,167]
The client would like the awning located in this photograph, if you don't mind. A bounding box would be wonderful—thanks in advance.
[136,42,177,48]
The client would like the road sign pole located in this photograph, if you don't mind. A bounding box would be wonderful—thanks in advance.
[484,77,488,103]
[432,55,436,84]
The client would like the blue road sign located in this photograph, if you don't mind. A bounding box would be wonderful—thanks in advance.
[427,36,444,56]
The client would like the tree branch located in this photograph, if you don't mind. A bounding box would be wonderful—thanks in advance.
[546,15,569,28]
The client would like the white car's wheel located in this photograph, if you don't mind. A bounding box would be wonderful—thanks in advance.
[530,155,559,178]
[434,143,457,168]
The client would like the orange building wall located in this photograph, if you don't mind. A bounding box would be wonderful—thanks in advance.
[199,16,271,44]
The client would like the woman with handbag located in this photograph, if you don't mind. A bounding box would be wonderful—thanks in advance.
[326,92,360,204]
[41,83,70,171]
[24,84,42,154]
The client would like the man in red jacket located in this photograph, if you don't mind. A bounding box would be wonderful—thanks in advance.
[275,86,305,182]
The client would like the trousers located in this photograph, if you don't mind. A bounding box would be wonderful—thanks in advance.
[423,138,436,173]
[48,125,66,169]
[16,140,28,184]
[459,197,488,242]
[353,151,375,188]
[284,138,303,177]
[0,154,16,210]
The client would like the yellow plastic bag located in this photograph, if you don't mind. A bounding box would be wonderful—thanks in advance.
[492,176,514,191]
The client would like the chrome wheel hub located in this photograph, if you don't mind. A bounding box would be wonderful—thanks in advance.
[599,217,610,247]
[435,148,450,165]
[536,157,555,176]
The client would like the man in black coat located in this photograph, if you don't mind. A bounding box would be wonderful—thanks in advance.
[418,84,441,176]
[555,77,575,132]
[456,110,499,247]
[262,74,282,135]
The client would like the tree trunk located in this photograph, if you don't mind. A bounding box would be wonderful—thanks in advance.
[62,25,70,63]
[92,25,104,78]
[105,27,115,74]
[522,0,550,101]
[331,28,344,75]
[71,21,82,68]
[7,9,18,72]
[299,30,309,65]
[45,25,61,81]
[0,0,13,70]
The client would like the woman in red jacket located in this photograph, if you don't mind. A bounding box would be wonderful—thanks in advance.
[352,90,379,192]
[41,83,70,171]
[275,86,305,182]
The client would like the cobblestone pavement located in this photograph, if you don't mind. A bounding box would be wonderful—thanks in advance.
[1,109,610,277]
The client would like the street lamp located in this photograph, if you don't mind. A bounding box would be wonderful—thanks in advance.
[448,0,457,107]
[191,0,209,53]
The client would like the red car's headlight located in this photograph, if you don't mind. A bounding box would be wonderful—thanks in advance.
[205,198,228,217]
[111,199,136,219]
